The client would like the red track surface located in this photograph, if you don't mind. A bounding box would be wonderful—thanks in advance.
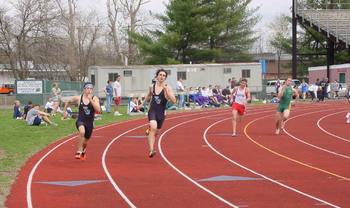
[6,102,350,207]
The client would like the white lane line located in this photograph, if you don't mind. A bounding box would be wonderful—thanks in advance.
[203,118,341,208]
[102,111,216,208]
[158,112,240,208]
[26,121,123,208]
[26,110,216,208]
[317,110,350,143]
[283,108,350,159]
[27,110,212,207]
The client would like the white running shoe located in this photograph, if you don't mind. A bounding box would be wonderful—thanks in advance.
[347,119,350,124]
[346,112,350,119]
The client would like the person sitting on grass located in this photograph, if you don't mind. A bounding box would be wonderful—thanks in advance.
[13,100,22,119]
[26,104,57,126]
[129,97,144,113]
[22,100,33,119]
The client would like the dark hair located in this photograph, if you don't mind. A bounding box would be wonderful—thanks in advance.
[241,78,248,83]
[156,68,167,78]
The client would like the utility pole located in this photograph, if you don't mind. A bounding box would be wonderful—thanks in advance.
[292,0,297,79]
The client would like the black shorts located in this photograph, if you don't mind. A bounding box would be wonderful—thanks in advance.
[148,111,165,129]
[76,120,94,139]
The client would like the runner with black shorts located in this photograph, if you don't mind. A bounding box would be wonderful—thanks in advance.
[139,69,176,158]
[63,82,100,160]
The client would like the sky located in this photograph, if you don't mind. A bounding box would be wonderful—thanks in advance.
[79,0,292,52]
[0,0,292,52]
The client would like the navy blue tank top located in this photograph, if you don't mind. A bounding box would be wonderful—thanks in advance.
[77,94,95,123]
[149,84,167,114]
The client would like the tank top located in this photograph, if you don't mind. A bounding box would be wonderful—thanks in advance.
[77,94,95,123]
[149,84,167,115]
[280,86,293,106]
[234,87,247,105]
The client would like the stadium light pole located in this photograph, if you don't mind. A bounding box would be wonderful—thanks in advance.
[292,0,297,79]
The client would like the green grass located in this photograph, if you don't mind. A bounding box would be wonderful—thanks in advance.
[0,106,138,207]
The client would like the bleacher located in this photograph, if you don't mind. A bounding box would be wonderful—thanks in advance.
[296,3,350,47]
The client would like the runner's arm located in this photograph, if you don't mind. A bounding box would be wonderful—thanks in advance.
[63,96,79,118]
[164,84,177,104]
[138,86,152,108]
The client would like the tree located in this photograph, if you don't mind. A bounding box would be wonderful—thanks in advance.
[0,0,61,80]
[132,0,259,64]
[268,14,291,78]
[56,0,102,81]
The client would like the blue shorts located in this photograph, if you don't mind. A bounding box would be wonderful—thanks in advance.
[33,116,42,126]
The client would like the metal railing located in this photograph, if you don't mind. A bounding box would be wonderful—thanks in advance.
[296,0,350,46]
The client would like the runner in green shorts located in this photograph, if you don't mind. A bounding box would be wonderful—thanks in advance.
[275,78,299,135]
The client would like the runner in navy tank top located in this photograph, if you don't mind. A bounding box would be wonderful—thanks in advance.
[139,69,177,158]
[63,82,100,160]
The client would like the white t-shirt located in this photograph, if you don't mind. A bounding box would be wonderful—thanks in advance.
[176,81,185,93]
[113,81,121,97]
[45,101,53,109]
[26,108,39,125]
[129,100,137,112]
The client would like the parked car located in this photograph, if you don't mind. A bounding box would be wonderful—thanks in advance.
[266,79,300,94]
[0,84,15,95]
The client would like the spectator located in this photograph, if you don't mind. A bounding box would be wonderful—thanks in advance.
[26,104,57,126]
[13,100,22,119]
[22,101,33,119]
[176,78,185,108]
[300,79,309,100]
[129,97,144,113]
[51,83,62,115]
[104,80,113,113]
[45,98,54,114]
[230,77,236,89]
[276,79,281,94]
[330,80,340,98]
[113,75,122,116]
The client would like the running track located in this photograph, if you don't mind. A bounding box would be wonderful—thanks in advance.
[6,101,350,207]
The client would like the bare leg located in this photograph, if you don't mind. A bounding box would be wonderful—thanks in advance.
[275,112,282,134]
[147,120,158,156]
[282,109,290,129]
[232,110,238,136]
[41,116,53,125]
[77,125,86,152]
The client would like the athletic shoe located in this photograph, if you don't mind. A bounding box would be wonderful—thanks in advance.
[79,148,87,160]
[149,150,156,158]
[232,133,237,137]
[80,152,86,160]
[275,129,280,135]
[347,119,350,124]
[75,151,82,159]
[346,112,350,119]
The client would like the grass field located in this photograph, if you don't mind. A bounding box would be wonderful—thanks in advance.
[0,106,136,207]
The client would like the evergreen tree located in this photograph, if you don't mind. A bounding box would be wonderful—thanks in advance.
[132,0,259,64]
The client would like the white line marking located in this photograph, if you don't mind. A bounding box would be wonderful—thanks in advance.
[203,118,341,208]
[283,108,350,159]
[317,110,350,143]
[158,112,240,208]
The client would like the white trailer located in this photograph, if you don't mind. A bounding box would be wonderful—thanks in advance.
[88,63,262,98]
